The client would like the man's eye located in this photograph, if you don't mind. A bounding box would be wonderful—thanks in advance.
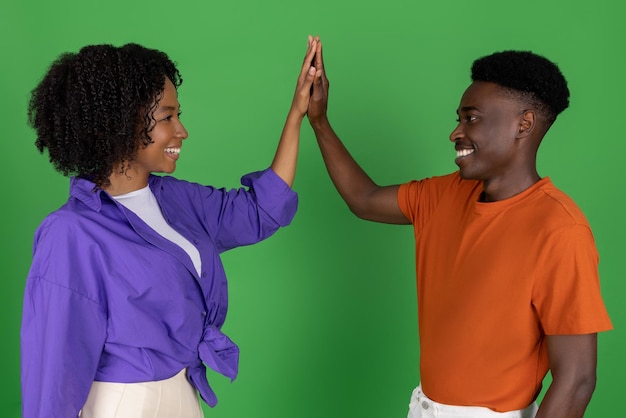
[455,115,476,123]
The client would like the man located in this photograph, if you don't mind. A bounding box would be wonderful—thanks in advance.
[306,43,612,418]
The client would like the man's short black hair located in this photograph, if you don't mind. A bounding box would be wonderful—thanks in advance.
[471,50,569,124]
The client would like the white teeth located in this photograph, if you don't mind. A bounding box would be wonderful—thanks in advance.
[456,148,474,158]
[165,147,180,155]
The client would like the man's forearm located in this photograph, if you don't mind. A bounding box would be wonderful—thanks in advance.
[535,376,596,418]
[311,118,379,217]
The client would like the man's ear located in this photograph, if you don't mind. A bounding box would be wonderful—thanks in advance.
[517,110,536,138]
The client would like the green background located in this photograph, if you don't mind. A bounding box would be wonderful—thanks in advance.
[2,0,623,416]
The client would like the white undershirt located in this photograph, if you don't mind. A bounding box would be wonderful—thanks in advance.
[111,186,202,276]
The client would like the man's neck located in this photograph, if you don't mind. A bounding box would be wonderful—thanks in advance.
[480,171,541,202]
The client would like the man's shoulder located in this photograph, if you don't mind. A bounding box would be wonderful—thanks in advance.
[534,179,590,226]
[402,171,480,192]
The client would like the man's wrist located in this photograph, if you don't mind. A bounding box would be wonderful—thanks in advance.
[308,115,331,131]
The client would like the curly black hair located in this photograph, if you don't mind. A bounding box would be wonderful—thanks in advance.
[28,43,182,188]
[471,50,569,125]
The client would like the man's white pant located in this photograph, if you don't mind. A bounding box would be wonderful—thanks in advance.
[408,385,538,418]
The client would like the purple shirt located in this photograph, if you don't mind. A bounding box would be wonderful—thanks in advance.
[20,168,298,418]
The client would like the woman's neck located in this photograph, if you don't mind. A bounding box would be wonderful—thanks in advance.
[104,165,149,196]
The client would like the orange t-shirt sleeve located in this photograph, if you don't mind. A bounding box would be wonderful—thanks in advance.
[398,173,462,232]
[532,224,613,335]
[398,180,420,224]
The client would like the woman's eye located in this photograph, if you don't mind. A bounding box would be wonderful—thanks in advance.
[161,112,181,122]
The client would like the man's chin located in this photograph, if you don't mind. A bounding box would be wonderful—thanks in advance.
[458,169,481,181]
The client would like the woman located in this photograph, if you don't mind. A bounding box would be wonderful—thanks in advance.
[21,37,321,418]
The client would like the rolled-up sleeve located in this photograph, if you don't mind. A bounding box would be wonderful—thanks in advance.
[208,168,298,251]
[240,168,298,227]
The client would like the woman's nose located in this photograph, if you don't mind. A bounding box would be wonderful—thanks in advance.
[178,120,189,140]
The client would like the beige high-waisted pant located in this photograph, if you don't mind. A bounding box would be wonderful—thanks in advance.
[80,369,204,418]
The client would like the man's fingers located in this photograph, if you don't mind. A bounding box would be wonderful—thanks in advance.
[315,42,323,71]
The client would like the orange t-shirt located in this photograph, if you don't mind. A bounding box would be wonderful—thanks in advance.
[397,172,612,412]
